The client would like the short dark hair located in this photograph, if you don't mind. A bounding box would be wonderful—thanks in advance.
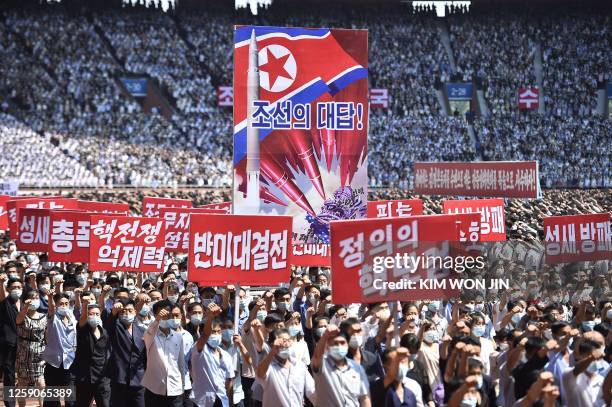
[153,299,176,315]
[264,313,284,328]
[274,288,290,300]
[400,333,421,351]
[118,298,136,308]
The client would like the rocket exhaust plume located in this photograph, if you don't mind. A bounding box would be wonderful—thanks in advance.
[287,130,326,199]
[260,145,316,216]
[246,29,261,212]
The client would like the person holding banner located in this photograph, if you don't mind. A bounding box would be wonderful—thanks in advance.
[311,325,371,407]
[255,327,315,406]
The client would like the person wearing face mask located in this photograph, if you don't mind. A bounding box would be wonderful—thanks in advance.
[371,346,418,407]
[167,305,193,407]
[424,301,448,338]
[15,290,46,407]
[106,299,147,407]
[185,302,205,342]
[273,288,292,319]
[240,298,268,407]
[468,314,495,376]
[220,318,251,407]
[305,309,329,356]
[255,327,315,406]
[198,286,218,308]
[311,325,371,407]
[74,300,110,407]
[134,294,153,331]
[190,303,234,407]
[418,320,441,392]
[142,299,186,406]
[284,312,311,366]
[41,291,77,407]
[35,273,51,314]
[221,285,250,331]
[400,334,434,407]
[447,375,483,407]
[340,317,382,384]
[561,337,609,407]
[0,275,22,407]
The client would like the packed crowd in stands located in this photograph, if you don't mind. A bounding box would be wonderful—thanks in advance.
[0,3,610,190]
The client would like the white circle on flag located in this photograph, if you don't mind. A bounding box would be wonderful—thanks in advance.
[258,45,297,93]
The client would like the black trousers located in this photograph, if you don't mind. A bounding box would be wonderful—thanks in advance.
[0,344,16,407]
[42,362,75,407]
[144,389,183,407]
[75,378,110,407]
[241,376,255,407]
[111,382,145,407]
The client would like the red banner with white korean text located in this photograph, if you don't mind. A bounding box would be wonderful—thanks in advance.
[78,200,130,215]
[366,199,424,218]
[17,208,50,252]
[9,198,78,237]
[89,215,166,272]
[0,195,10,230]
[443,199,506,242]
[414,161,540,199]
[291,243,331,266]
[48,210,91,263]
[544,214,611,264]
[188,214,292,285]
[142,197,192,217]
[159,207,227,253]
[330,213,482,304]
[199,202,232,214]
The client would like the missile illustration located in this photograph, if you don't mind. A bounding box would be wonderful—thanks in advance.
[245,29,261,213]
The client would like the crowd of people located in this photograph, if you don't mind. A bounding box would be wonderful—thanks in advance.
[0,225,610,407]
[1,4,611,189]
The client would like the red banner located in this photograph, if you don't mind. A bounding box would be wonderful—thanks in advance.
[199,202,232,214]
[160,207,227,253]
[518,88,539,110]
[443,199,506,241]
[217,86,233,107]
[78,200,130,215]
[369,88,389,108]
[291,244,331,266]
[48,210,92,262]
[544,214,611,264]
[414,161,540,198]
[330,213,482,304]
[89,215,166,272]
[367,199,424,218]
[188,214,292,285]
[17,208,50,252]
[0,195,10,230]
[9,198,78,237]
[142,197,192,217]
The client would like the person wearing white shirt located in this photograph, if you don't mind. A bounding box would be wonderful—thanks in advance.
[561,337,609,407]
[219,318,252,407]
[190,304,235,407]
[255,327,315,407]
[141,299,186,407]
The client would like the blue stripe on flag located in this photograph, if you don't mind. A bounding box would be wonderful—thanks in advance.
[234,26,330,44]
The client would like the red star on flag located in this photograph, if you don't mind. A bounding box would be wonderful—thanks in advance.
[260,48,292,89]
